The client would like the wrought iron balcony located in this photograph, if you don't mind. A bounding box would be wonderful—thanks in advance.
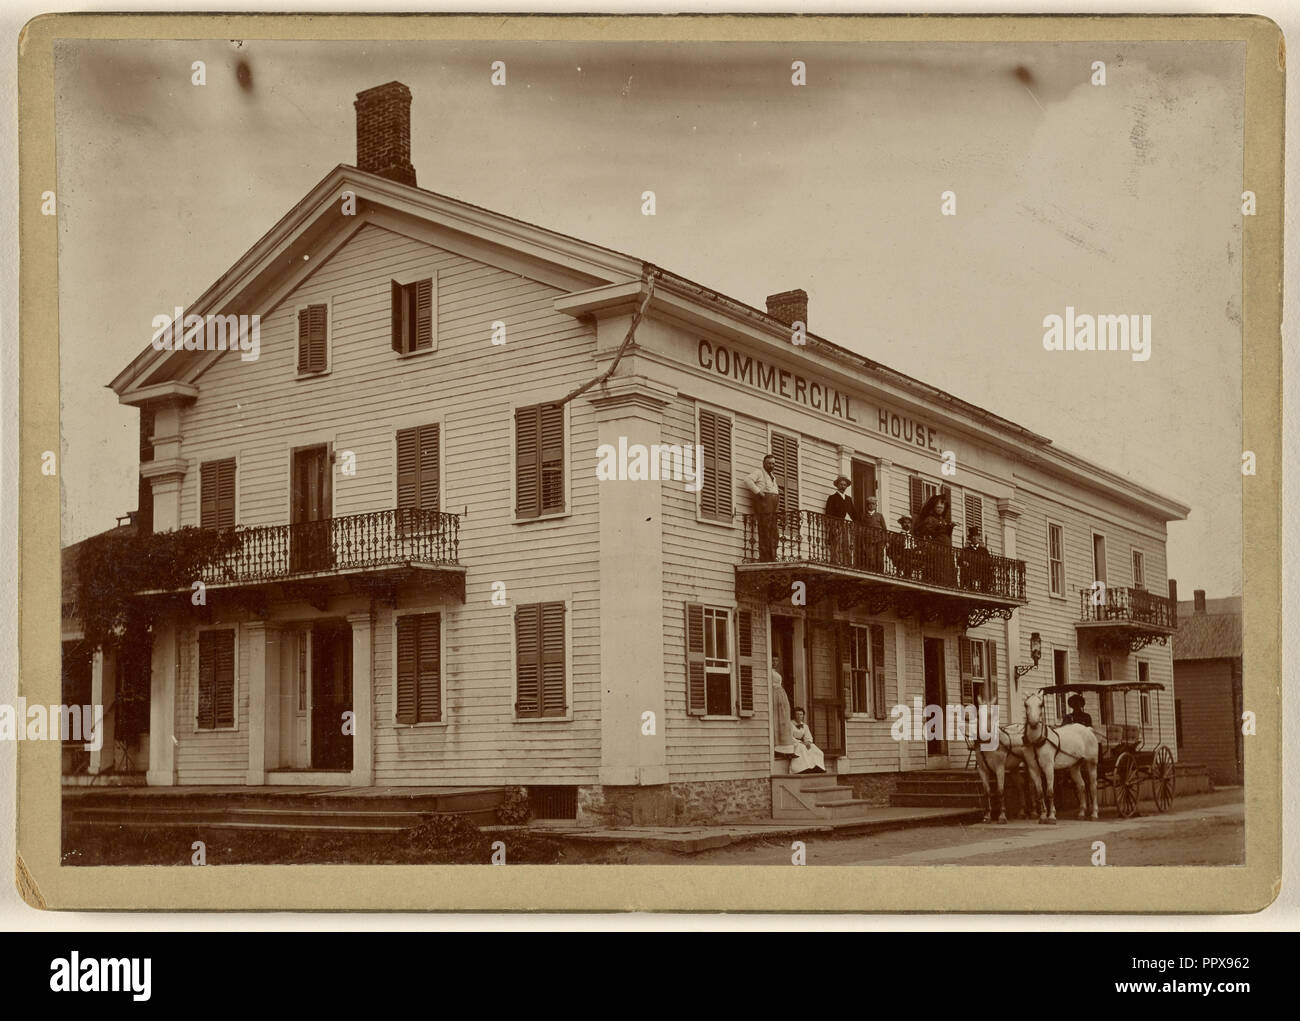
[1076,585,1177,653]
[211,508,460,582]
[738,510,1026,627]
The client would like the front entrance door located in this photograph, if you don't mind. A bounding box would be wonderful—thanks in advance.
[923,637,947,758]
[310,621,352,770]
[807,621,845,758]
[770,616,795,704]
[291,445,333,573]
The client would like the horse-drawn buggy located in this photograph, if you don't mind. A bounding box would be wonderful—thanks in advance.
[969,680,1175,823]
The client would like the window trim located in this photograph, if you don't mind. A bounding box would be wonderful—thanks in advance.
[197,454,240,531]
[293,298,333,379]
[1046,519,1065,599]
[512,596,573,723]
[846,621,882,720]
[390,267,439,358]
[390,606,448,729]
[193,623,240,734]
[695,402,737,529]
[684,598,745,721]
[509,399,571,524]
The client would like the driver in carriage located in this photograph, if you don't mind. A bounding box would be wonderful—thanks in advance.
[1061,692,1093,728]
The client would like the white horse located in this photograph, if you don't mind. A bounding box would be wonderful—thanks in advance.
[969,725,1030,824]
[1021,689,1104,823]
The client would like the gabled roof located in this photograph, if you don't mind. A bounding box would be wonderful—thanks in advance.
[1173,596,1242,661]
[109,161,1190,523]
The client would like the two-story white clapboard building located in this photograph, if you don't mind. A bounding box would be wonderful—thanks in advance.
[98,82,1188,824]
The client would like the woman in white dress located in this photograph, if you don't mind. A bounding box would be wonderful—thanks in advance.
[772,672,795,756]
[789,707,826,774]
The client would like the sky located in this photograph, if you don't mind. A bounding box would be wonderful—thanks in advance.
[54,38,1245,594]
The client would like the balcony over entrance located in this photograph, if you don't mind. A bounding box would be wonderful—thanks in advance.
[1076,585,1177,653]
[738,510,1026,629]
[137,509,465,608]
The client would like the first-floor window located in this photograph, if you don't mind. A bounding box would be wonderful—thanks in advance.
[515,602,567,718]
[848,623,888,719]
[958,635,998,706]
[197,629,236,730]
[684,603,755,717]
[395,613,442,724]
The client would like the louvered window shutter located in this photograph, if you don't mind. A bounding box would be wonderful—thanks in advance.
[417,613,441,723]
[715,414,733,519]
[909,476,924,516]
[214,630,235,728]
[736,609,755,716]
[540,602,567,717]
[772,433,799,517]
[698,411,717,519]
[391,280,404,353]
[515,406,540,518]
[197,631,216,730]
[200,462,217,529]
[396,427,419,518]
[959,635,973,704]
[684,603,706,717]
[200,459,236,530]
[965,494,983,537]
[395,617,418,725]
[986,641,999,707]
[298,307,311,372]
[539,404,565,514]
[515,604,541,717]
[419,424,440,514]
[298,305,327,373]
[870,624,887,720]
[414,278,434,351]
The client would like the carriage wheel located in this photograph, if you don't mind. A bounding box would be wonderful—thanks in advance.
[1114,753,1140,818]
[1152,745,1175,813]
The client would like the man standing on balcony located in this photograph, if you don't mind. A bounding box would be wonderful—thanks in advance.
[746,453,782,561]
[860,495,888,571]
[824,474,853,565]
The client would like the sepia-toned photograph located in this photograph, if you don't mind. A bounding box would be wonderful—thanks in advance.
[20,16,1280,912]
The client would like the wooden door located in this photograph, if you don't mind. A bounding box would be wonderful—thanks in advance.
[923,637,947,756]
[850,459,876,520]
[291,445,332,572]
[807,621,845,757]
[310,622,352,770]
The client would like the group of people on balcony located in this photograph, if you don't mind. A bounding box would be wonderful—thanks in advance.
[744,454,996,592]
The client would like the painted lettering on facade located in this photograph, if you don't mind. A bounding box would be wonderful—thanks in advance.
[876,409,940,452]
[697,339,857,422]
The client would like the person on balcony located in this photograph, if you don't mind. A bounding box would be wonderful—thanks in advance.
[889,514,918,579]
[961,525,992,591]
[916,492,957,585]
[823,475,853,565]
[789,707,826,774]
[745,453,782,561]
[860,495,888,571]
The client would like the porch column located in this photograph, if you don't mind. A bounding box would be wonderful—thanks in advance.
[146,623,177,785]
[998,498,1022,722]
[141,401,189,532]
[88,647,117,774]
[346,611,374,786]
[245,622,280,785]
[587,376,675,787]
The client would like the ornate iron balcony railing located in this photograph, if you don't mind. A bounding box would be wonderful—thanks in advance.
[205,508,460,584]
[742,509,1026,602]
[1078,585,1177,629]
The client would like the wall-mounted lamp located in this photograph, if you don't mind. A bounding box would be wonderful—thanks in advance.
[1014,632,1042,683]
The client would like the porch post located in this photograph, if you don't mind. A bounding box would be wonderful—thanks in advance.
[346,611,374,786]
[146,622,177,785]
[88,647,117,774]
[245,622,280,785]
[998,498,1022,722]
[587,376,674,788]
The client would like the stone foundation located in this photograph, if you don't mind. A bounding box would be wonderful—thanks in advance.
[838,772,902,807]
[577,777,771,827]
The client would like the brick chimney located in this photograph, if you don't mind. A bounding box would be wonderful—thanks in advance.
[1193,589,1206,614]
[354,82,416,186]
[766,289,808,329]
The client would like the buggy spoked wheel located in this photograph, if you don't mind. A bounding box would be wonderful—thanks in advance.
[1152,745,1175,813]
[1114,752,1140,818]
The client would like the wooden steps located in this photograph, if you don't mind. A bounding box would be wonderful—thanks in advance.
[890,770,986,809]
[772,775,875,821]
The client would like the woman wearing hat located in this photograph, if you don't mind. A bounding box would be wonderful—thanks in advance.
[1062,692,1093,728]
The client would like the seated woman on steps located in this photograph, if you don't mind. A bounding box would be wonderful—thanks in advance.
[789,707,827,774]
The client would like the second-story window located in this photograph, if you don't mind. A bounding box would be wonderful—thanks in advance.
[396,423,440,526]
[297,303,329,374]
[199,458,236,530]
[1132,549,1146,590]
[391,277,434,355]
[769,432,799,517]
[697,408,733,522]
[1047,522,1064,597]
[515,403,564,518]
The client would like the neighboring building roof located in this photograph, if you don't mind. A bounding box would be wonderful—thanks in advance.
[1173,596,1242,661]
